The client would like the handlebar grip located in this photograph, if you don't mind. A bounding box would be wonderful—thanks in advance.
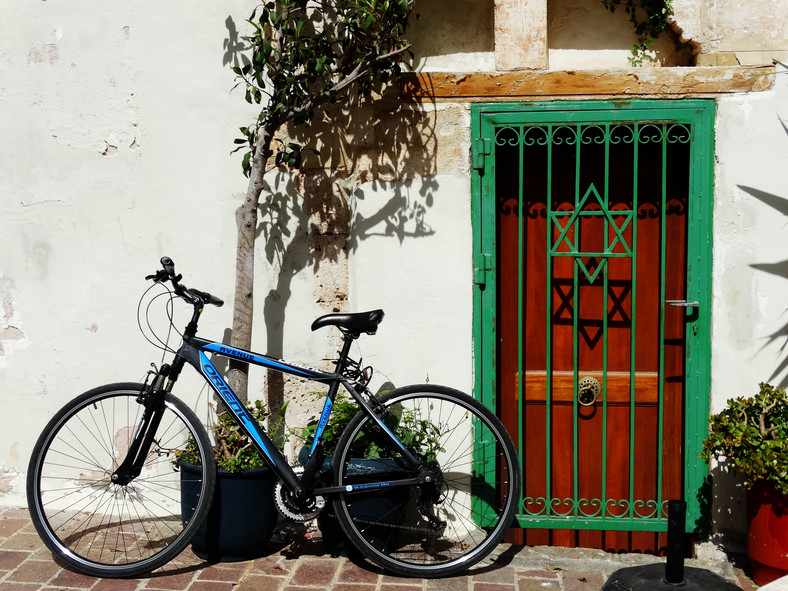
[191,289,224,308]
[203,292,224,308]
[160,256,176,278]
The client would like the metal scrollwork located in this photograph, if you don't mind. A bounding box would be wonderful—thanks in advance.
[522,125,550,147]
[580,124,607,146]
[637,123,664,144]
[520,496,672,522]
[552,124,579,146]
[665,123,691,144]
[608,123,636,145]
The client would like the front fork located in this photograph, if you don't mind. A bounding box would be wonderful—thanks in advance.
[110,364,173,486]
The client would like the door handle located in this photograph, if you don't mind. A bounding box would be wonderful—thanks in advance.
[666,300,699,308]
[577,376,601,407]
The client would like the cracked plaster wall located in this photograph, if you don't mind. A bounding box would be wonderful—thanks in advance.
[0,0,269,505]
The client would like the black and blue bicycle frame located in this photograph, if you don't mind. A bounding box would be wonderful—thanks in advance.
[172,334,424,500]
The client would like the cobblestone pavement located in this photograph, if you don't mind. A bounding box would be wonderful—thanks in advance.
[0,506,758,591]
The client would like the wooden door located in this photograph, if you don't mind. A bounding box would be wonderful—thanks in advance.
[472,101,715,553]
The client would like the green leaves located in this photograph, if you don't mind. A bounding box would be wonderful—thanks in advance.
[273,139,312,168]
[231,0,413,176]
[600,0,675,66]
[302,392,360,456]
[700,383,788,495]
[301,391,444,464]
[175,400,284,473]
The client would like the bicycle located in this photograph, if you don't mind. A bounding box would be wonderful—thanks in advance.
[26,256,521,579]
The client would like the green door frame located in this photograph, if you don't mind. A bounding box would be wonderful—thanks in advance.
[471,99,715,532]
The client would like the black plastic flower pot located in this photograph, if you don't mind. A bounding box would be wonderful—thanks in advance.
[180,462,278,562]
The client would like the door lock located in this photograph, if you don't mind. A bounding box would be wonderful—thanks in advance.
[577,376,601,407]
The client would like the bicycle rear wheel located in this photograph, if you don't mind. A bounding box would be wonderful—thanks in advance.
[331,384,521,578]
[27,383,216,578]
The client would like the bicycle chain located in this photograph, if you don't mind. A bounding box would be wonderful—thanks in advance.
[349,516,440,534]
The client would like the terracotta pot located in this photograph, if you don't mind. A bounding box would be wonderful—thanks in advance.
[746,480,788,585]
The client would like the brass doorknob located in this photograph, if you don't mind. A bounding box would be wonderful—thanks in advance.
[577,376,601,406]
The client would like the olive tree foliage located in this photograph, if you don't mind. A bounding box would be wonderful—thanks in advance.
[227,0,414,400]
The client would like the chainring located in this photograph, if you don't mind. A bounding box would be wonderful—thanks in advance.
[274,466,325,522]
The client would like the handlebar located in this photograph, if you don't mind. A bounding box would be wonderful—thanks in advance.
[146,256,224,308]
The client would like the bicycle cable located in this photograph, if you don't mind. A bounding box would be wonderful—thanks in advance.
[136,282,181,360]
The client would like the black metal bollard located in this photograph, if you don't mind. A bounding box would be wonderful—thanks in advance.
[665,499,687,585]
[603,497,742,590]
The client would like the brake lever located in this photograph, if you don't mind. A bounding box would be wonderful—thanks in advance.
[145,269,169,283]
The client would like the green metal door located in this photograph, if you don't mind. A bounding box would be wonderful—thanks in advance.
[472,100,714,550]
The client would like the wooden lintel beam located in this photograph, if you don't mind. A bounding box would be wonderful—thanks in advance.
[401,66,775,101]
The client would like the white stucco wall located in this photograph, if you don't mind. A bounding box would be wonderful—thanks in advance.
[348,170,474,393]
[0,0,261,505]
[0,2,476,507]
[707,71,788,546]
[713,72,788,403]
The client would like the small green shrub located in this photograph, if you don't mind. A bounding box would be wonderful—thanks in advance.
[301,391,361,457]
[700,383,788,495]
[176,400,286,473]
[301,390,444,462]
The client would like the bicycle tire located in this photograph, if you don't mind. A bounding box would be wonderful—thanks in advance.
[27,383,216,578]
[331,384,521,578]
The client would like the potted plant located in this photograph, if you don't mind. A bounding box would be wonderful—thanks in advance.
[177,400,283,562]
[299,389,445,555]
[700,382,788,585]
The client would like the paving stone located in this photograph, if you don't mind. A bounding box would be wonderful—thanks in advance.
[0,583,44,591]
[474,583,517,591]
[93,578,143,591]
[47,568,98,589]
[518,578,561,591]
[562,571,606,590]
[249,560,291,579]
[0,551,30,571]
[235,573,285,591]
[473,565,517,585]
[289,559,340,586]
[0,521,30,538]
[0,509,30,519]
[6,559,60,584]
[188,581,237,591]
[197,563,248,582]
[426,576,470,590]
[516,569,559,579]
[337,561,379,584]
[380,572,426,586]
[144,569,198,590]
[1,533,46,552]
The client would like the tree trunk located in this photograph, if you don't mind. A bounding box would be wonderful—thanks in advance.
[227,133,273,403]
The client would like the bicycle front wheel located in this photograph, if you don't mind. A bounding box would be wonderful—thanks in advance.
[27,383,216,578]
[331,384,521,578]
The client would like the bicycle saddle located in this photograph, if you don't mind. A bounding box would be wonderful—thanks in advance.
[311,309,385,335]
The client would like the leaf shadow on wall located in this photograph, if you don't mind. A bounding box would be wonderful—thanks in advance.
[742,119,788,387]
[223,16,439,430]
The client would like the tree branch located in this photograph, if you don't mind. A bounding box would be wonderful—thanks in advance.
[272,43,411,128]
